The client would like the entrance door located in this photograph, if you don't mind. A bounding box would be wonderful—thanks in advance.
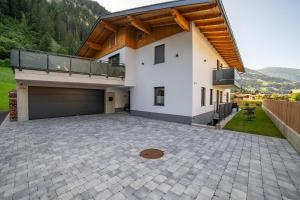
[106,92,115,113]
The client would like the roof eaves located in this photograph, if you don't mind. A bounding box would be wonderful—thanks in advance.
[100,0,210,19]
[75,0,210,56]
[216,0,245,72]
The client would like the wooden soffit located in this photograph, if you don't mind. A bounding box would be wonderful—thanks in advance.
[77,0,244,72]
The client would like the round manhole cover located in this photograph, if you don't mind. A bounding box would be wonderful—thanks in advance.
[140,149,164,159]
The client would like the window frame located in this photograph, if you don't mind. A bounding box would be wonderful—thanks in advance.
[201,87,206,107]
[154,44,165,65]
[108,53,120,67]
[154,87,165,106]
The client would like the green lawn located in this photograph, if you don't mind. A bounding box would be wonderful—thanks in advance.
[0,66,16,111]
[224,106,284,138]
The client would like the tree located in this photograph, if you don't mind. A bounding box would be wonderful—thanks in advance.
[290,93,300,101]
[0,0,8,16]
[39,32,52,52]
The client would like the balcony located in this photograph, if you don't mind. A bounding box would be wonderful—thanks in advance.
[10,49,125,86]
[11,49,125,77]
[213,68,241,88]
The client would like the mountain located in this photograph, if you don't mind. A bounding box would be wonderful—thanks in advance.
[0,0,108,59]
[240,68,300,94]
[259,67,300,82]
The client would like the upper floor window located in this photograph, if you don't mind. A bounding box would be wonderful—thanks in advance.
[108,53,120,67]
[217,59,220,70]
[109,33,116,48]
[201,87,206,106]
[154,87,164,106]
[154,44,165,64]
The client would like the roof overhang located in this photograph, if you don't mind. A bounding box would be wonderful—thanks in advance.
[76,0,245,72]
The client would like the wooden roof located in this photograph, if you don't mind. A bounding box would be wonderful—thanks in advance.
[76,0,244,72]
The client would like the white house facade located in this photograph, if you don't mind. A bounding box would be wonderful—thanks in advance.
[10,0,244,125]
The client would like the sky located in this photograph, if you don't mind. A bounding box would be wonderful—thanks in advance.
[94,0,300,70]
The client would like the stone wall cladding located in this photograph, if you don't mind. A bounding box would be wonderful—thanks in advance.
[8,91,17,121]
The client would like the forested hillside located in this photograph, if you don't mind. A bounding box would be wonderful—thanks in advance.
[259,67,300,82]
[0,0,108,59]
[240,68,300,94]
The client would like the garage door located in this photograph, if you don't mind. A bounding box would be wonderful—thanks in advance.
[29,87,104,120]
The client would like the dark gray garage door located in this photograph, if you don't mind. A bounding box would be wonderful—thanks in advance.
[29,87,104,120]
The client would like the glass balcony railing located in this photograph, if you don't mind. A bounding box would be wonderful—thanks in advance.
[213,68,241,88]
[10,49,125,78]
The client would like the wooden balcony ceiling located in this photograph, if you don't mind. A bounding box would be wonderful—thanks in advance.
[77,0,244,72]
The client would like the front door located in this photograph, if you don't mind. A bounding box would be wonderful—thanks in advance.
[106,92,115,113]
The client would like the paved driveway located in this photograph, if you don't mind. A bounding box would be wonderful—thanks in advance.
[0,114,300,200]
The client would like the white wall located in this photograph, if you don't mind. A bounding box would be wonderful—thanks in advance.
[191,22,230,116]
[98,23,233,118]
[130,31,193,116]
[106,87,129,109]
[16,82,29,121]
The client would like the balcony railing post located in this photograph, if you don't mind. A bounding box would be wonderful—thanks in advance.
[89,59,92,77]
[46,54,49,74]
[69,56,72,75]
[106,62,109,78]
[18,49,22,71]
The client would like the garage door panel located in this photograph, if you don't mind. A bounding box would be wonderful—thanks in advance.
[29,87,104,120]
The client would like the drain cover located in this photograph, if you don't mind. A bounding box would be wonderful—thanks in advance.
[140,149,164,159]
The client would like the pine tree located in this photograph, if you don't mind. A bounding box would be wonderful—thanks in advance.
[39,32,52,52]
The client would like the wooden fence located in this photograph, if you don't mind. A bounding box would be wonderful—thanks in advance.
[263,99,300,134]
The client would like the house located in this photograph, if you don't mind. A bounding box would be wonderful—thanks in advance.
[291,89,300,94]
[10,0,244,125]
[233,93,256,101]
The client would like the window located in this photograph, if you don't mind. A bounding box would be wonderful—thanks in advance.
[220,91,223,103]
[108,53,120,67]
[154,44,165,64]
[226,92,229,103]
[201,87,206,106]
[154,87,164,106]
[210,89,213,105]
[217,59,220,70]
[109,33,116,48]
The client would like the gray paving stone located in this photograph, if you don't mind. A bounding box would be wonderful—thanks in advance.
[157,183,171,194]
[95,189,112,200]
[0,114,299,200]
